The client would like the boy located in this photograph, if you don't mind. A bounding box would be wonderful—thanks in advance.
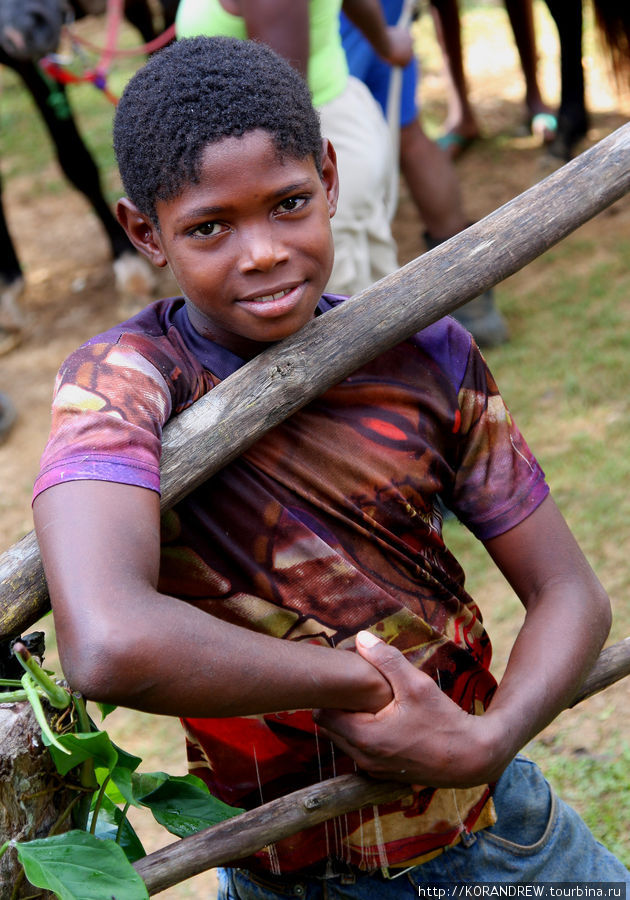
[175,0,404,299]
[33,37,629,893]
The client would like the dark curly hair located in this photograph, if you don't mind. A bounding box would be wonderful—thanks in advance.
[113,36,323,223]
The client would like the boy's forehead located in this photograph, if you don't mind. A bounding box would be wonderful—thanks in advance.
[153,129,327,222]
[199,130,321,177]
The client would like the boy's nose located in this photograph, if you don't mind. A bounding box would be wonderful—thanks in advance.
[238,226,289,272]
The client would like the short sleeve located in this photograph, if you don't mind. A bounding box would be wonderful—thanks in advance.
[448,342,549,541]
[33,338,173,500]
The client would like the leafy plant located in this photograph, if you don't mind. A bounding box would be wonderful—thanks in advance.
[0,642,243,899]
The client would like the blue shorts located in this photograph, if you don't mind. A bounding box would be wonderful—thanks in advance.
[217,756,630,898]
[340,0,418,127]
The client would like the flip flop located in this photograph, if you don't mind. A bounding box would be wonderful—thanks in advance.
[436,131,477,160]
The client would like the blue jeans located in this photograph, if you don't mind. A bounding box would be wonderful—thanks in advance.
[217,757,630,898]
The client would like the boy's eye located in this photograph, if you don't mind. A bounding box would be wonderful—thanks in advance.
[277,196,307,213]
[192,222,226,237]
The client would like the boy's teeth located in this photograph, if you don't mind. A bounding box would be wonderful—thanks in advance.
[252,289,290,303]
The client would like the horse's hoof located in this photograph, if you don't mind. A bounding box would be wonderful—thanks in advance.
[0,276,26,332]
[113,252,157,304]
[0,392,17,445]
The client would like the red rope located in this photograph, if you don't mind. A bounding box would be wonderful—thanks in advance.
[96,0,124,77]
[38,58,119,104]
[65,22,176,58]
[38,0,176,105]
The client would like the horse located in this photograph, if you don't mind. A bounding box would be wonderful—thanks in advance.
[0,0,178,345]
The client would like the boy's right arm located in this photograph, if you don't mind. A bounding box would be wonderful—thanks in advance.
[33,479,393,718]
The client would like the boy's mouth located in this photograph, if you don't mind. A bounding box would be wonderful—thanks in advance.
[246,288,293,304]
[236,283,307,316]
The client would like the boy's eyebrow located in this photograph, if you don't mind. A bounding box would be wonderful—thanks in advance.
[175,180,317,224]
[269,179,315,198]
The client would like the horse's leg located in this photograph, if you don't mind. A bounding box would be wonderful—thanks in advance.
[11,59,155,298]
[543,0,588,160]
[0,172,24,290]
[16,59,132,257]
[123,0,177,50]
[0,171,26,340]
[158,0,179,30]
[503,0,555,136]
[123,0,158,43]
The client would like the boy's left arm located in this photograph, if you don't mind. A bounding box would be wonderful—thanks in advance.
[314,493,611,789]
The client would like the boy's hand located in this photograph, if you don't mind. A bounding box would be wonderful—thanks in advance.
[314,631,507,789]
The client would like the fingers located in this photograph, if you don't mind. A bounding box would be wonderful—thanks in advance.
[354,631,416,696]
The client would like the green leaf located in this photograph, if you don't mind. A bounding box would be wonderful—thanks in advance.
[131,770,168,800]
[90,795,146,863]
[95,701,117,720]
[137,773,243,838]
[113,745,143,772]
[47,730,118,776]
[97,743,143,806]
[16,831,149,899]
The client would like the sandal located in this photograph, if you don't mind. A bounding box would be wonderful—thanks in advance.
[436,130,478,160]
[528,112,557,144]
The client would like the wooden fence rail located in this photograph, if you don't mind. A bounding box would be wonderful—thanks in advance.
[133,638,630,895]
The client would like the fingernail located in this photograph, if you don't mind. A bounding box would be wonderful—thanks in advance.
[357,630,382,648]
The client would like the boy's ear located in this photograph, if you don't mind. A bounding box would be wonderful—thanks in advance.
[320,139,339,219]
[116,198,168,268]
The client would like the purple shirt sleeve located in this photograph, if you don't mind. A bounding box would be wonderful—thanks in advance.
[33,338,173,501]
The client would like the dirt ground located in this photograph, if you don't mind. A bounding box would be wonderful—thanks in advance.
[1,9,629,896]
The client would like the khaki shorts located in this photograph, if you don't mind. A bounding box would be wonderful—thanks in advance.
[319,76,399,297]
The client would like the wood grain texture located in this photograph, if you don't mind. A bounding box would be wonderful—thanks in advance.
[134,773,411,894]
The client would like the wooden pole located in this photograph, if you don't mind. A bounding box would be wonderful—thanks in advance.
[133,637,630,895]
[569,636,630,706]
[1,123,630,639]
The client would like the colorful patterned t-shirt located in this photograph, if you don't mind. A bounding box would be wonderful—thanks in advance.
[34,295,549,873]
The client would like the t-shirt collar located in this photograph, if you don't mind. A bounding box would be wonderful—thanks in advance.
[171,294,339,381]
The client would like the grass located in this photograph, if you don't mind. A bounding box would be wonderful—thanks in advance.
[2,0,630,889]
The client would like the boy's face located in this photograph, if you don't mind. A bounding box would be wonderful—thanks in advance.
[118,130,338,358]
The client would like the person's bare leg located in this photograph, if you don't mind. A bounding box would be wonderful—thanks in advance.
[429,0,480,155]
[503,0,555,137]
[399,119,468,240]
[399,119,508,346]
